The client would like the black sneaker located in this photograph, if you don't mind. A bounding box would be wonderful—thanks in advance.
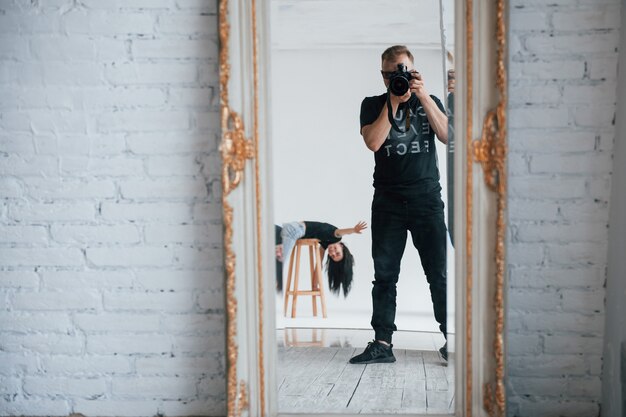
[439,342,448,361]
[349,340,396,364]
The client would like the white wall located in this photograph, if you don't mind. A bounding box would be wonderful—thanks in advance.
[0,1,225,416]
[507,1,620,416]
[270,47,452,334]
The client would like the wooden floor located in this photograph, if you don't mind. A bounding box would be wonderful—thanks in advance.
[277,346,454,414]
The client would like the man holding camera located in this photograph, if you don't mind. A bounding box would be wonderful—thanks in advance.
[349,45,449,364]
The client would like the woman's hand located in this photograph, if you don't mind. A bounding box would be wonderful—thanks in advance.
[353,221,368,234]
[335,221,368,238]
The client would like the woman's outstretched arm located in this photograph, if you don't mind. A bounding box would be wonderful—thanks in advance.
[334,221,368,238]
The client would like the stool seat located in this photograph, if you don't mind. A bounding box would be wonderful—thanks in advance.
[283,238,327,318]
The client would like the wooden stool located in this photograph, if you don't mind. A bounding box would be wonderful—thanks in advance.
[283,238,327,318]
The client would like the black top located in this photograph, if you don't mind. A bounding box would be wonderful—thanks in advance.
[360,93,446,196]
[303,221,340,249]
[275,225,283,245]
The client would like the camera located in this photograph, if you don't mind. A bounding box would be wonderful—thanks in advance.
[388,63,414,96]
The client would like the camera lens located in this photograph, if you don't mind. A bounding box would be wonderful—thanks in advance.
[389,76,409,96]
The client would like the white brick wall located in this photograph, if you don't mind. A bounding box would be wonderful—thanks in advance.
[0,0,224,416]
[2,0,621,416]
[508,1,619,416]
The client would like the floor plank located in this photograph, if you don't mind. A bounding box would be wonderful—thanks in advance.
[278,346,454,414]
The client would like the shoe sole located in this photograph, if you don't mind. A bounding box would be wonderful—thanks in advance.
[349,356,396,364]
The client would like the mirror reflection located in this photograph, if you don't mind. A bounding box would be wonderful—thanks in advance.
[270,0,455,413]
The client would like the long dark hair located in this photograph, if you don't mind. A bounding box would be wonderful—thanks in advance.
[325,243,354,297]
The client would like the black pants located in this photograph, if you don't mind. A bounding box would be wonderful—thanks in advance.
[370,190,447,344]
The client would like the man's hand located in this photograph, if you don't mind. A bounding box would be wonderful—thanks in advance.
[389,89,411,105]
[447,69,455,94]
[410,71,429,100]
[275,244,283,262]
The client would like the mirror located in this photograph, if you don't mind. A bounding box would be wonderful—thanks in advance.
[270,0,455,414]
[217,0,509,415]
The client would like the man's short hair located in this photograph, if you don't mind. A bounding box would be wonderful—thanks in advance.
[381,45,414,64]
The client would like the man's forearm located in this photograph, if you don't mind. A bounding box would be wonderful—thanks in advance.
[420,96,448,144]
[362,102,398,152]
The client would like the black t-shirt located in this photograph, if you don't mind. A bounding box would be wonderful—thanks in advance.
[303,221,340,249]
[360,93,446,195]
[275,225,283,245]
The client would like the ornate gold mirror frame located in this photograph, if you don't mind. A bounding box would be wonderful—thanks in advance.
[219,0,508,415]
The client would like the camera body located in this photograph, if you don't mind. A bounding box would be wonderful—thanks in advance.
[388,63,414,96]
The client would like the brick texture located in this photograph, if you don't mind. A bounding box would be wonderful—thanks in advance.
[2,0,621,416]
[507,2,619,416]
[0,0,224,415]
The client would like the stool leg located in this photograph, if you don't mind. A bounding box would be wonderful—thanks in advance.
[317,246,327,318]
[283,247,296,316]
[291,244,302,318]
[309,245,317,317]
